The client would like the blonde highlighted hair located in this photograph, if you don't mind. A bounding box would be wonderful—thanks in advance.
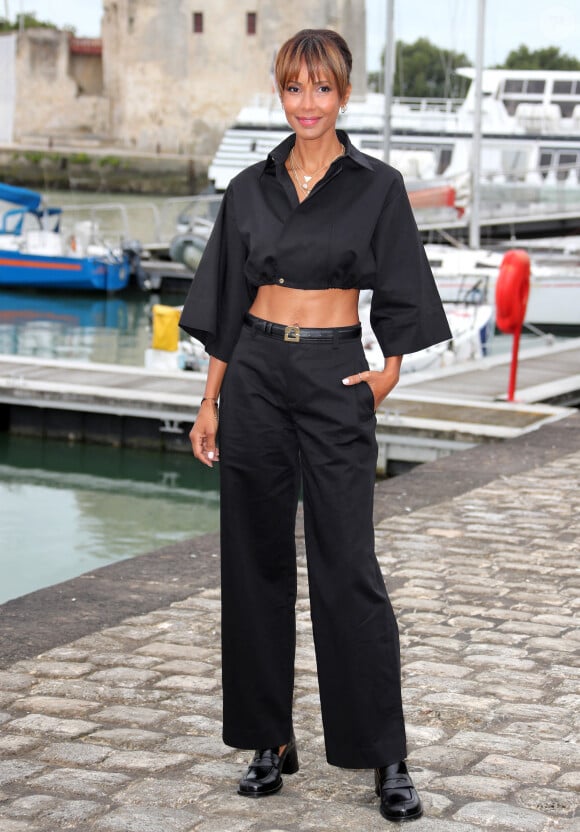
[275,29,352,100]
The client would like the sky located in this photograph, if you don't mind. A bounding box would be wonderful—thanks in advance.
[5,0,580,71]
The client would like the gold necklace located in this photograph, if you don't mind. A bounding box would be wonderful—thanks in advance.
[289,144,345,195]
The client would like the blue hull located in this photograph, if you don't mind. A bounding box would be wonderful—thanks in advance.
[0,290,128,329]
[0,250,130,292]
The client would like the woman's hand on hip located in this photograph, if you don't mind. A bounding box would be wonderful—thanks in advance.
[342,355,403,410]
[190,400,220,467]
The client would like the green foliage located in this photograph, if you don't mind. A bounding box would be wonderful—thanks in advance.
[0,13,59,32]
[369,38,471,99]
[368,40,580,98]
[498,45,580,70]
[98,156,122,169]
[23,151,43,164]
[69,153,91,165]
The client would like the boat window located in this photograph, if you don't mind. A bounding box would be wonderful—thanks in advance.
[575,81,580,94]
[555,100,577,118]
[557,152,578,181]
[526,80,545,94]
[504,79,524,93]
[539,151,553,178]
[437,148,453,175]
[428,259,443,268]
[503,98,544,116]
[553,80,573,94]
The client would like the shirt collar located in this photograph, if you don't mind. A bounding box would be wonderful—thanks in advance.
[266,130,374,173]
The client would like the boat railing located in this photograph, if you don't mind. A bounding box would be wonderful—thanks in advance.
[156,195,222,243]
[51,195,223,253]
[60,202,137,249]
[446,275,491,306]
[247,91,464,114]
[391,96,464,113]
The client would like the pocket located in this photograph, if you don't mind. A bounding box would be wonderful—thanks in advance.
[356,378,376,415]
[363,380,377,413]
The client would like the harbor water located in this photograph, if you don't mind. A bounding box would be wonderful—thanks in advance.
[0,185,221,604]
[0,431,219,605]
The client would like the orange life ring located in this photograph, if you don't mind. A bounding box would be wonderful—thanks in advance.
[495,249,530,335]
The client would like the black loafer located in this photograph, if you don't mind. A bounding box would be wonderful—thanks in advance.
[375,761,423,822]
[238,736,299,797]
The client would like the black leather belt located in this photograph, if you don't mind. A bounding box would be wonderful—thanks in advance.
[244,313,361,343]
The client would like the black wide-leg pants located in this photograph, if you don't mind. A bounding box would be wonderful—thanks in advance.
[218,319,407,768]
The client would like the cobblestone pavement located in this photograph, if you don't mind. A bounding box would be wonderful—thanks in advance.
[0,434,579,830]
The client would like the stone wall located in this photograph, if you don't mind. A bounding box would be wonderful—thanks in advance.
[13,28,109,144]
[0,148,202,195]
[6,2,367,166]
[102,0,366,155]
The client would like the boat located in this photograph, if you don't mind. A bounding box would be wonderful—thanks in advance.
[143,282,494,377]
[358,286,494,374]
[207,67,580,213]
[0,184,136,292]
[425,242,580,332]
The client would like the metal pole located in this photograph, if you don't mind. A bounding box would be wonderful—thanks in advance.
[469,0,486,249]
[383,0,395,165]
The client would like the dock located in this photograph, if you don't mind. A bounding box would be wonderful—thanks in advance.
[1,338,578,474]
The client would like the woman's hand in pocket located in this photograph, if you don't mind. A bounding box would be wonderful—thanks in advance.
[342,355,403,410]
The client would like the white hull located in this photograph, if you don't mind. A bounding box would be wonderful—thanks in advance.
[427,244,580,329]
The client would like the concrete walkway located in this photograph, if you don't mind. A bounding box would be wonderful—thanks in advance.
[0,414,579,831]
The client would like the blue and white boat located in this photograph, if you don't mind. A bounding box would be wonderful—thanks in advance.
[0,183,132,292]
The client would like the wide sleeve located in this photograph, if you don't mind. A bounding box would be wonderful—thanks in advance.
[370,175,452,357]
[179,185,255,363]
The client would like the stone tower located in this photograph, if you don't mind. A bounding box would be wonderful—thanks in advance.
[102,0,366,157]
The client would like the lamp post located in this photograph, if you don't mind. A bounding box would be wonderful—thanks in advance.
[383,0,395,165]
[469,0,486,249]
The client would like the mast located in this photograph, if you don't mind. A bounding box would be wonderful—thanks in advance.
[383,0,395,164]
[469,0,486,249]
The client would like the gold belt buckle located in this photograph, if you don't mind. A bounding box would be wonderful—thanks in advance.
[284,324,300,343]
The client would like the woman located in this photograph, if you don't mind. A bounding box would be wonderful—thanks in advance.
[180,29,451,823]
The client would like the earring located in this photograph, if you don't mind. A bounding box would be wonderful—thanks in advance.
[340,104,347,114]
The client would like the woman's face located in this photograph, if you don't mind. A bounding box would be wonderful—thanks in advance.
[280,61,350,142]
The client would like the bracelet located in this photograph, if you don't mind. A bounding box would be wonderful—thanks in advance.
[201,397,219,404]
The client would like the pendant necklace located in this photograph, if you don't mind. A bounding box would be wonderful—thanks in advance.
[289,144,345,196]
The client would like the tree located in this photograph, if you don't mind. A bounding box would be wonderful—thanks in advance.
[0,13,60,33]
[368,38,472,99]
[498,45,580,70]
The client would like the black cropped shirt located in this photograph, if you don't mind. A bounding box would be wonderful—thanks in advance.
[179,130,451,362]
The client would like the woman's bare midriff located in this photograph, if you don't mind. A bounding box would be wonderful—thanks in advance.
[249,285,360,328]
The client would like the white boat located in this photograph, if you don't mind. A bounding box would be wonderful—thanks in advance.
[358,288,494,374]
[426,243,580,331]
[208,67,580,202]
